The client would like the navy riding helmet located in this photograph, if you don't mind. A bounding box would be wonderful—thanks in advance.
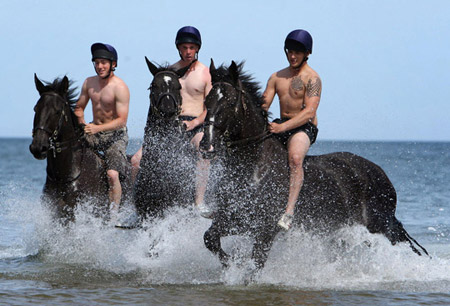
[175,26,202,49]
[91,43,118,66]
[284,29,313,54]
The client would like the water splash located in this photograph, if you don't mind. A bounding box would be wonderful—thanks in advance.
[1,190,450,292]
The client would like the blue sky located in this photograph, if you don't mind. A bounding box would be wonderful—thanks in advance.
[1,0,449,141]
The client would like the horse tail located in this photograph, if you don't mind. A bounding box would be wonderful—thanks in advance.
[389,217,430,257]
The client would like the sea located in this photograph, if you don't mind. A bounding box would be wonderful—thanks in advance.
[0,138,449,305]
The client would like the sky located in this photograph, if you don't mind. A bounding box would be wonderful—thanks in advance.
[1,0,449,141]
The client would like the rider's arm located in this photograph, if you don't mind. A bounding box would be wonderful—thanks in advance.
[74,79,90,125]
[262,74,276,112]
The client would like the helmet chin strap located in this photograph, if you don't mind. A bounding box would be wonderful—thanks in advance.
[285,50,308,70]
[178,51,199,60]
[92,61,114,79]
[293,56,308,69]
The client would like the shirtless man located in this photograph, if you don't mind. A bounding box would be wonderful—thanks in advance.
[74,43,130,216]
[262,30,322,230]
[131,26,212,217]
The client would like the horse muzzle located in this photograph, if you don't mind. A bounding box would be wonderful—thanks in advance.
[29,131,49,160]
[29,143,48,160]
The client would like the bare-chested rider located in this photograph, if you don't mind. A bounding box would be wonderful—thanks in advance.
[74,43,130,217]
[262,30,322,230]
[131,26,213,217]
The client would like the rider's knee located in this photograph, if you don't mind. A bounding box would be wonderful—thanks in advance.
[131,155,141,169]
[131,148,142,169]
[107,169,120,182]
[289,153,305,168]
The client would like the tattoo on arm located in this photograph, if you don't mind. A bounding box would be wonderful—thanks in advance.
[306,77,322,97]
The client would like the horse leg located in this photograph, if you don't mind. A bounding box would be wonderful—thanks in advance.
[204,224,230,268]
[251,231,277,270]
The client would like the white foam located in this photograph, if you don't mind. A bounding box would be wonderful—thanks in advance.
[2,191,450,291]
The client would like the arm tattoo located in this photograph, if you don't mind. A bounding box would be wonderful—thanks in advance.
[291,76,304,91]
[306,77,322,97]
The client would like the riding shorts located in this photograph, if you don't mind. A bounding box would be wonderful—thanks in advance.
[179,115,203,140]
[84,127,129,177]
[272,118,319,146]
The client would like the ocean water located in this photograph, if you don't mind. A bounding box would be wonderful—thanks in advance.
[0,138,449,305]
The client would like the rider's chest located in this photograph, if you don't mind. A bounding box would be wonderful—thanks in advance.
[88,87,116,106]
[180,73,204,96]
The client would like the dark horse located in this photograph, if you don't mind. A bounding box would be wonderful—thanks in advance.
[133,58,197,219]
[199,61,428,269]
[30,74,130,220]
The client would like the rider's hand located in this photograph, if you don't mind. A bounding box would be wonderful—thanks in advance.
[268,122,284,134]
[84,123,101,135]
[183,119,198,132]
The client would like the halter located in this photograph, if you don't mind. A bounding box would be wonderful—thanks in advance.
[150,70,182,121]
[32,92,79,158]
[205,81,270,150]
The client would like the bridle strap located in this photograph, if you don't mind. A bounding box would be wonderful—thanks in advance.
[207,81,269,149]
[150,71,182,120]
[33,92,79,158]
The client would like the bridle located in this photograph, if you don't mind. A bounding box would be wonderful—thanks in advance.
[204,81,270,150]
[32,92,79,158]
[150,70,182,121]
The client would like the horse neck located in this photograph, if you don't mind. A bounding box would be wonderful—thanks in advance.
[233,94,268,149]
[225,97,268,170]
[46,111,82,182]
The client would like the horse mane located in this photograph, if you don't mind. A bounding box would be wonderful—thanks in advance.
[213,62,268,119]
[152,62,179,74]
[43,77,78,109]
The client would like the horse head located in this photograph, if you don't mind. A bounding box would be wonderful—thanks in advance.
[200,60,267,159]
[30,74,78,160]
[145,57,192,120]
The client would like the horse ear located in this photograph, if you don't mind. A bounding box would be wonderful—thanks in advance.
[229,61,239,85]
[60,76,69,95]
[210,58,217,83]
[210,58,216,74]
[145,56,159,76]
[34,73,46,95]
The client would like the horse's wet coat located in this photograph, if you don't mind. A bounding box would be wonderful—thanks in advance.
[30,75,132,220]
[133,58,197,219]
[200,61,428,269]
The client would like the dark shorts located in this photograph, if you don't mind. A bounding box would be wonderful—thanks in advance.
[272,118,318,146]
[179,115,203,140]
[84,127,129,177]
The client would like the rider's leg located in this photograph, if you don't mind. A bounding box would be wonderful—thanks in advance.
[278,132,310,230]
[192,131,213,218]
[130,146,143,183]
[107,169,122,214]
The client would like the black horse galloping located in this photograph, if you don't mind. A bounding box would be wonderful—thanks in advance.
[199,61,428,269]
[30,75,130,219]
[133,58,197,219]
